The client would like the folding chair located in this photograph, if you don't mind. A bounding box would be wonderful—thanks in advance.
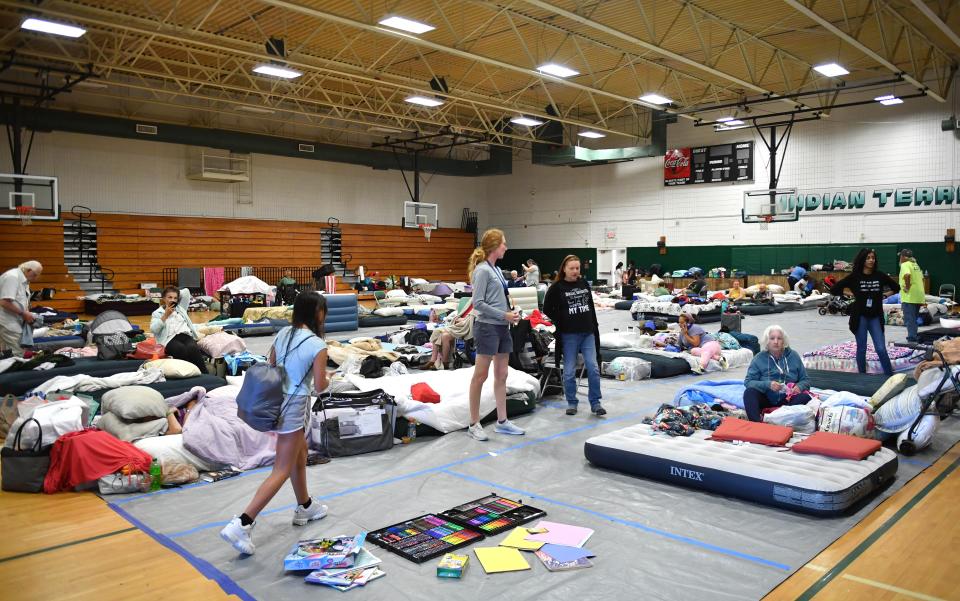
[538,353,586,399]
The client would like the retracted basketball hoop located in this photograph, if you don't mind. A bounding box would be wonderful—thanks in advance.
[15,206,36,226]
[419,223,433,242]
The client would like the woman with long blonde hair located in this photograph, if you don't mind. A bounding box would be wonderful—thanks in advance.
[464,229,525,440]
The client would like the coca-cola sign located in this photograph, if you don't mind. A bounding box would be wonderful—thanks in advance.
[664,147,692,185]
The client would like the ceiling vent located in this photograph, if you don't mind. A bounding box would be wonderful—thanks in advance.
[136,124,157,135]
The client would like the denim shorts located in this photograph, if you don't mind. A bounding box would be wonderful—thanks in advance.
[474,321,513,356]
[274,394,310,434]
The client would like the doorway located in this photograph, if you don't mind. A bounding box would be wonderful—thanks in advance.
[597,248,626,286]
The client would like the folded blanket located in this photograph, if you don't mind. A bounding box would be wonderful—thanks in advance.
[673,380,748,409]
[32,368,166,394]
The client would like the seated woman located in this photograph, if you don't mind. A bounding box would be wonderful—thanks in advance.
[753,283,774,304]
[655,314,724,374]
[151,286,207,375]
[727,279,745,302]
[685,273,707,296]
[743,325,811,422]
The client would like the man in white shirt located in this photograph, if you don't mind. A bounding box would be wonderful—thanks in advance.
[0,260,42,357]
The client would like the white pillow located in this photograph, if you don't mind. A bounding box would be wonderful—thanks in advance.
[373,307,405,317]
[386,289,408,298]
[141,358,201,379]
[135,434,225,472]
[417,294,442,304]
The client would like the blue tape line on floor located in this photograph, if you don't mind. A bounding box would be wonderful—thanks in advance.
[109,502,256,601]
[897,457,932,468]
[164,411,643,539]
[441,469,791,572]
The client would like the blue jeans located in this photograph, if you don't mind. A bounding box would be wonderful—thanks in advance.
[561,332,602,408]
[901,302,920,343]
[855,315,893,375]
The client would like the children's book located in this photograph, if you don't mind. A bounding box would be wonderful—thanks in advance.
[284,532,367,571]
[534,549,593,571]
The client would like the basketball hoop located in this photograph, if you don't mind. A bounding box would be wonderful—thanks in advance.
[762,215,774,224]
[15,206,36,226]
[419,223,433,242]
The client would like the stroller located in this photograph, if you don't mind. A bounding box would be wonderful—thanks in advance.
[819,295,853,316]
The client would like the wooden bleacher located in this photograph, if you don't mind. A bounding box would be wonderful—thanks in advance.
[0,220,86,313]
[0,215,474,316]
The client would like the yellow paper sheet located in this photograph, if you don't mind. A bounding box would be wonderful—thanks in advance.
[474,547,531,573]
[499,527,544,551]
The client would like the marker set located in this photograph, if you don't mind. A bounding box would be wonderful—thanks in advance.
[440,494,547,536]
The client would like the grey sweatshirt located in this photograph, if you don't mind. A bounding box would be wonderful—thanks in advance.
[471,261,510,325]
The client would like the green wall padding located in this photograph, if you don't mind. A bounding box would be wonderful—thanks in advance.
[503,248,599,282]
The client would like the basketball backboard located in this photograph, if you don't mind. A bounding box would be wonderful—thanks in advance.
[742,188,798,223]
[403,201,438,229]
[0,174,59,221]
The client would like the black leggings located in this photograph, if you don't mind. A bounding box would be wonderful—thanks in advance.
[165,333,208,375]
[743,387,811,422]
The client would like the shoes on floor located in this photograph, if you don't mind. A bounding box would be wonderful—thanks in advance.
[691,364,704,374]
[293,498,328,526]
[467,422,488,441]
[591,404,607,416]
[220,516,255,555]
[565,406,578,416]
[718,356,729,370]
[495,419,525,436]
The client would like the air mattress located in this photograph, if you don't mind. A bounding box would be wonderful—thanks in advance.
[584,422,897,516]
[599,348,691,378]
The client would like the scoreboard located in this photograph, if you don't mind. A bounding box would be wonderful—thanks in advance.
[664,141,753,186]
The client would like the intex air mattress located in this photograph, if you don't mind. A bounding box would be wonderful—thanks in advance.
[584,423,897,516]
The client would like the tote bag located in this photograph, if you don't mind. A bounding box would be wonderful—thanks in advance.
[1,418,51,493]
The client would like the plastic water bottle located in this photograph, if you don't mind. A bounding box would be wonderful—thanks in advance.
[149,458,162,491]
[403,420,417,444]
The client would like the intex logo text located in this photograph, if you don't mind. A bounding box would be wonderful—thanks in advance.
[670,466,704,481]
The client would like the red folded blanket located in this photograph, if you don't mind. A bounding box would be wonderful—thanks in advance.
[711,417,793,446]
[791,431,881,460]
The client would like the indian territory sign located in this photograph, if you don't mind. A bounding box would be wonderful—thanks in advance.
[776,186,960,213]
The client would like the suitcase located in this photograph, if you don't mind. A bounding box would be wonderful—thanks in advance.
[721,311,743,333]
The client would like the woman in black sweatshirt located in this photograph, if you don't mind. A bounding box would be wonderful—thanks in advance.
[829,248,899,375]
[543,255,606,416]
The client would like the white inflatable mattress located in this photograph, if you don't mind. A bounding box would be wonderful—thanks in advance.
[584,423,897,516]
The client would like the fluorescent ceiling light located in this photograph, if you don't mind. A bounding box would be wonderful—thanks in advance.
[537,63,579,78]
[813,62,849,77]
[21,17,86,38]
[75,80,108,89]
[578,131,605,138]
[252,65,302,79]
[639,93,672,105]
[715,123,748,131]
[377,16,435,34]
[725,119,745,126]
[716,116,735,122]
[510,117,544,127]
[236,105,275,115]
[874,94,903,106]
[405,95,443,107]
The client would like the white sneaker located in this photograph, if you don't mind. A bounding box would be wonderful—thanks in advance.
[467,422,488,441]
[494,419,525,436]
[293,498,328,526]
[220,516,255,555]
[718,356,729,370]
[691,363,704,375]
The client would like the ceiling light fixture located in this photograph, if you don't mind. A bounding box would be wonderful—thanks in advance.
[578,131,605,138]
[813,62,849,77]
[236,106,276,115]
[716,116,735,122]
[510,117,544,127]
[639,93,672,105]
[874,94,903,106]
[21,17,86,38]
[377,16,435,34]
[252,65,301,79]
[75,80,108,89]
[537,63,579,78]
[405,96,444,107]
[725,119,745,126]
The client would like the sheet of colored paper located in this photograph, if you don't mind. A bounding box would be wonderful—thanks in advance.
[474,547,531,573]
[499,527,544,551]
[539,544,594,562]
[524,521,594,548]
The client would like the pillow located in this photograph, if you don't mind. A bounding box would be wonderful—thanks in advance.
[102,386,167,420]
[135,434,226,472]
[386,289,408,298]
[791,431,881,460]
[711,417,793,446]
[373,307,405,317]
[417,294,442,305]
[141,358,202,379]
[868,373,909,409]
[197,331,246,358]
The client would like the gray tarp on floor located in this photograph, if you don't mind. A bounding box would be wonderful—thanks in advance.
[107,309,959,600]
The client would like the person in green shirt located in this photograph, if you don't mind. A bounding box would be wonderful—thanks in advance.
[898,249,925,343]
[277,269,298,305]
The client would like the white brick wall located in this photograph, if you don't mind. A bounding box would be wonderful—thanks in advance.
[485,77,960,249]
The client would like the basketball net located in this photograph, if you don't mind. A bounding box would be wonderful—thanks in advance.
[419,224,433,242]
[762,215,774,224]
[15,206,35,226]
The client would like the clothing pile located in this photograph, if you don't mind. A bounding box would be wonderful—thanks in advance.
[643,403,729,436]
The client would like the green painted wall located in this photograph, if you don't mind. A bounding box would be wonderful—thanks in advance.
[503,248,599,282]
[628,242,957,292]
